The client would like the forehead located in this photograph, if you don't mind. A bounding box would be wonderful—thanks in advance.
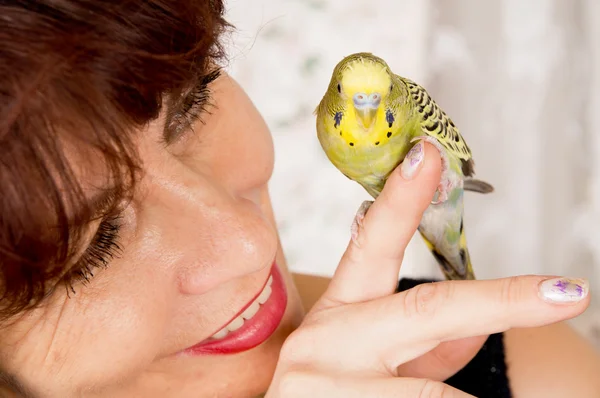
[340,59,391,94]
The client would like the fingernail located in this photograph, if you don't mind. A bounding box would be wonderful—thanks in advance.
[400,141,424,180]
[539,277,589,303]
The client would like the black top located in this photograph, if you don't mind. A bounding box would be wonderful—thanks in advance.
[397,278,512,398]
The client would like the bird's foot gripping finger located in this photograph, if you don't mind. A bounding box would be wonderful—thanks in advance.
[351,200,373,247]
[410,136,458,205]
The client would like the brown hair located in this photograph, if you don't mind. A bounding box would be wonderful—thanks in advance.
[0,0,229,319]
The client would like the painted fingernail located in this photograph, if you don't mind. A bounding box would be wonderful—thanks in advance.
[539,277,589,303]
[400,141,424,180]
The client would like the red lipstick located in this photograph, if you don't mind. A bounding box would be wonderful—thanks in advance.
[183,263,287,355]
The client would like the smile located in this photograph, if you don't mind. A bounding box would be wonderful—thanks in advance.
[181,262,287,355]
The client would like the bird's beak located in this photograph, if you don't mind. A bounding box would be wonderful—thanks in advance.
[353,92,381,130]
[355,107,378,129]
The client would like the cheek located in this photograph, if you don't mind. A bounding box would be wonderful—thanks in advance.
[1,264,171,393]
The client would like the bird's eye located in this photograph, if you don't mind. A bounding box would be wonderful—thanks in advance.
[389,84,393,92]
[337,83,341,93]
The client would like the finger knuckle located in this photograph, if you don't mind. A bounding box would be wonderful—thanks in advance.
[419,379,455,398]
[403,282,450,319]
[279,330,311,363]
[499,276,523,306]
[279,323,325,365]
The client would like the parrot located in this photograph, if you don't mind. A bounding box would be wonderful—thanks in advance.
[314,52,493,281]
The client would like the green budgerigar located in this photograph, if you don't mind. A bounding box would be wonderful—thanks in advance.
[315,52,493,280]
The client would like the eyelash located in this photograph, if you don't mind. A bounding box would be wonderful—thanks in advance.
[68,214,122,292]
[169,68,222,136]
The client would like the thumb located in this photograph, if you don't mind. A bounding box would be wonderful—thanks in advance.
[319,141,442,307]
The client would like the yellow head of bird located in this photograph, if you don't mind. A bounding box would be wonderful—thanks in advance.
[332,53,393,130]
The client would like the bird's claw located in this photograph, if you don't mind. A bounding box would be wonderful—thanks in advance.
[431,179,452,205]
[351,200,373,246]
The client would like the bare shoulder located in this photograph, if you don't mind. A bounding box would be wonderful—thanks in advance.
[505,322,600,397]
[292,273,331,311]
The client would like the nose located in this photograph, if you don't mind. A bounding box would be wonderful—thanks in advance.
[144,168,278,296]
[353,92,381,109]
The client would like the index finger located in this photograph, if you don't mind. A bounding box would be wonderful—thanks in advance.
[377,275,591,367]
[321,142,442,307]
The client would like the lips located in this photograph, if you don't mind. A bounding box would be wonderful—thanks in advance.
[182,262,288,355]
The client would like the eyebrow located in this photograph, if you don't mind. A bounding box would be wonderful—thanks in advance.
[88,187,120,215]
[71,186,121,223]
[161,68,222,146]
[162,88,195,146]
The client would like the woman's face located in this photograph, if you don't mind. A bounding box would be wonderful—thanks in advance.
[0,73,305,397]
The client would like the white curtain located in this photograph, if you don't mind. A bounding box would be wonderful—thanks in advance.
[225,0,599,346]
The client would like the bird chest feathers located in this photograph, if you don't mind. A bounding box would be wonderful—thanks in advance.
[317,115,413,189]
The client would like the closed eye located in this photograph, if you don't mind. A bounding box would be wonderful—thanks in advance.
[162,68,222,145]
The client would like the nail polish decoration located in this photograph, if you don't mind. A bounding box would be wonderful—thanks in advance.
[539,277,589,303]
[400,141,424,180]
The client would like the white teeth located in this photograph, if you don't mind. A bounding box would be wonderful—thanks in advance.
[241,301,260,320]
[211,328,229,340]
[257,285,272,305]
[209,274,274,340]
[226,316,244,332]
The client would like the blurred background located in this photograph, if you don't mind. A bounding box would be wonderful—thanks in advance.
[224,0,599,346]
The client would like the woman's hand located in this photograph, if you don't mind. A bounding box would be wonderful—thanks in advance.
[267,143,590,397]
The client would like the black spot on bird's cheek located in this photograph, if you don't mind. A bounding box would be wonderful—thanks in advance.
[385,110,395,128]
[334,112,343,128]
[387,132,392,138]
[337,83,341,93]
[349,142,354,146]
[375,141,380,145]
[340,131,342,136]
